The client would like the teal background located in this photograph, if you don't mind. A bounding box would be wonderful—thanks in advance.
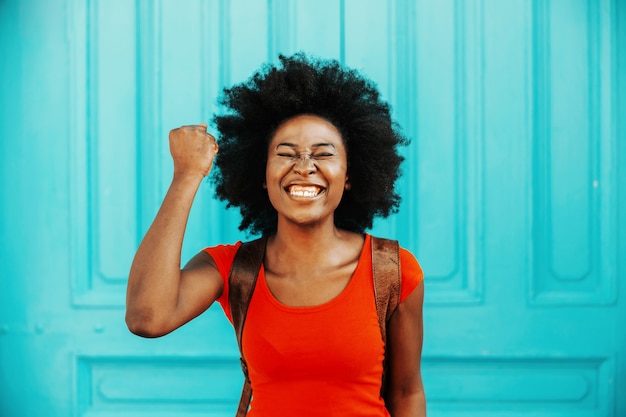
[1,0,625,416]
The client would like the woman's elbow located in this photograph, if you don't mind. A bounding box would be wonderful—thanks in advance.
[125,308,169,338]
[385,382,426,416]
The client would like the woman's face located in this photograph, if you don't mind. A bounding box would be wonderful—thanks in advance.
[265,114,349,229]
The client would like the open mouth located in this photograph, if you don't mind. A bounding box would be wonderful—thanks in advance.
[286,185,324,198]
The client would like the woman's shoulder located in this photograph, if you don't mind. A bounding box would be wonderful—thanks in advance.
[398,244,423,302]
[366,234,424,302]
[203,241,243,277]
[398,245,422,272]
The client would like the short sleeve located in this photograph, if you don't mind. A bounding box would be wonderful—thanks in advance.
[203,242,242,323]
[399,247,424,302]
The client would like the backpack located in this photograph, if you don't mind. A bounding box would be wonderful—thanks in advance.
[228,236,401,417]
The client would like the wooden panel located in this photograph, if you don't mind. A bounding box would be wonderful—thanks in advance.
[69,0,138,306]
[531,0,617,305]
[372,0,484,304]
[76,356,242,416]
[343,0,391,95]
[423,356,615,416]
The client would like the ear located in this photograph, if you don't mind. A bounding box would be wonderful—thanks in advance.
[263,182,267,189]
[344,177,351,191]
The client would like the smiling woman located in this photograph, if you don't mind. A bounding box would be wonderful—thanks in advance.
[213,53,408,236]
[125,53,425,417]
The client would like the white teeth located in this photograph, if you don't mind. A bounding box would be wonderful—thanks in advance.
[292,190,317,197]
[288,185,321,197]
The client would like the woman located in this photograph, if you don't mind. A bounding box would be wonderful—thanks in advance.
[126,53,426,416]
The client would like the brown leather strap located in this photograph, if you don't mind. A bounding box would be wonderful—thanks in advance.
[372,236,401,342]
[228,237,267,417]
[235,378,253,417]
[371,236,401,396]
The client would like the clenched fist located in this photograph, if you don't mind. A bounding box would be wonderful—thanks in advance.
[169,123,219,179]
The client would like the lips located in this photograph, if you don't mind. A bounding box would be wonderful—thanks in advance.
[286,184,324,198]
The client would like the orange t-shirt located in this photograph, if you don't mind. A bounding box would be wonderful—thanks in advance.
[204,234,424,417]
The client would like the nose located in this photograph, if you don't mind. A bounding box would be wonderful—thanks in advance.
[293,154,316,175]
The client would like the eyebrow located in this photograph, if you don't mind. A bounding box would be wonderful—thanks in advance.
[275,142,337,150]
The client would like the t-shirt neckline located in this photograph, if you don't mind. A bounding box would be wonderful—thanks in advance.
[258,234,370,313]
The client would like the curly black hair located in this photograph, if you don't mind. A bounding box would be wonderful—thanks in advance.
[211,52,409,236]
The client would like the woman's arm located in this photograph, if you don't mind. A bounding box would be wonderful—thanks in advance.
[384,281,426,416]
[125,124,222,338]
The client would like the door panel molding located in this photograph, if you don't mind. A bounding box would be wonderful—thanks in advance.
[531,0,617,305]
[424,355,615,415]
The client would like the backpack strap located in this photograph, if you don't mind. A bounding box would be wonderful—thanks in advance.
[228,237,267,417]
[371,236,401,396]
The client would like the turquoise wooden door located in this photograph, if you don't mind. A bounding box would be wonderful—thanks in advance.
[1,0,624,416]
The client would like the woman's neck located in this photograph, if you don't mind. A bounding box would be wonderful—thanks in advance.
[273,216,342,245]
[266,219,363,273]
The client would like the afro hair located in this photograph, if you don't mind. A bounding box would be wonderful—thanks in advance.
[211,52,409,236]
